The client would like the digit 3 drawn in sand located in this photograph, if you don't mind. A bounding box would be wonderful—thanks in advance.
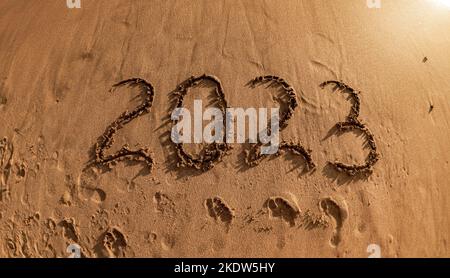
[245,76,316,172]
[320,80,380,176]
[205,196,234,232]
[94,78,155,172]
[172,75,230,171]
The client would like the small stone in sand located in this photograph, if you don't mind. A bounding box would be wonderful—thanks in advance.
[62,191,72,205]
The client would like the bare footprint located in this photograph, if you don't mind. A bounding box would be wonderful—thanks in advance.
[59,218,80,243]
[91,188,106,203]
[205,196,234,232]
[319,197,348,247]
[95,227,127,258]
[264,197,300,227]
[154,191,176,218]
[78,168,106,204]
[0,137,13,201]
[79,186,106,204]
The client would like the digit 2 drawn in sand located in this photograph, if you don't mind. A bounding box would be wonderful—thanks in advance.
[320,80,380,176]
[245,76,315,172]
[171,74,230,171]
[94,78,154,172]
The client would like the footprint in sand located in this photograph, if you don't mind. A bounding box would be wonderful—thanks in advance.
[154,191,177,218]
[77,168,106,204]
[59,218,80,243]
[0,137,13,201]
[82,187,106,204]
[95,227,128,258]
[264,196,300,227]
[319,197,348,247]
[205,196,234,232]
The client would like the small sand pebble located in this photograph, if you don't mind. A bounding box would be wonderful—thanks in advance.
[62,191,72,205]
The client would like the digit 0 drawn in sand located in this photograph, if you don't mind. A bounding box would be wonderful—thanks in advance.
[205,196,234,232]
[245,76,316,172]
[172,75,231,171]
[0,137,13,201]
[320,80,380,176]
[93,78,155,173]
[319,197,348,247]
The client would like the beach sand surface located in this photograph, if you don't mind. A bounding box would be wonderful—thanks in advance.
[0,0,449,257]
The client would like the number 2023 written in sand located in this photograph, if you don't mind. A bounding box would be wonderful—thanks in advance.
[92,75,380,177]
